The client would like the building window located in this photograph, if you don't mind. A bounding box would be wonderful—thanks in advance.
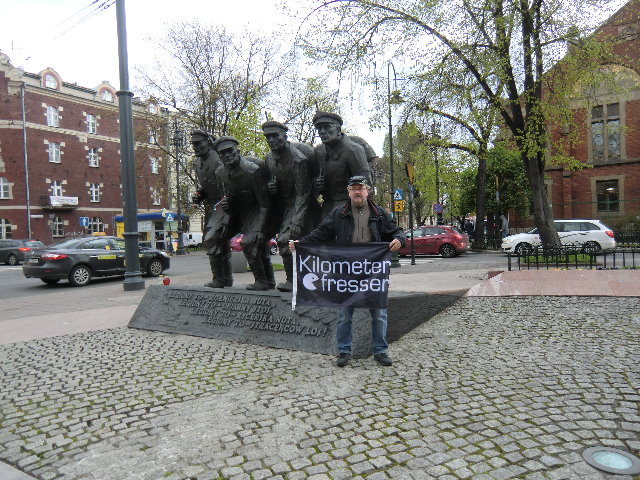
[0,177,10,199]
[48,142,61,163]
[46,106,60,127]
[89,183,100,202]
[596,179,619,212]
[52,216,64,237]
[591,103,620,160]
[149,128,157,144]
[44,74,59,89]
[51,180,63,197]
[100,89,114,102]
[87,114,97,134]
[88,148,99,167]
[88,217,104,234]
[0,218,11,239]
[151,188,162,205]
[150,157,159,174]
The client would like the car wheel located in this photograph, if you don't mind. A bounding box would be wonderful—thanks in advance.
[146,258,164,277]
[270,244,278,255]
[439,244,456,258]
[582,241,601,254]
[514,243,532,256]
[69,265,92,287]
[41,278,60,285]
[6,254,18,266]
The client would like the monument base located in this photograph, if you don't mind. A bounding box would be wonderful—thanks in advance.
[128,286,464,358]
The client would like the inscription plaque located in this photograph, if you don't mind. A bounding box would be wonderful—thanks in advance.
[129,286,464,358]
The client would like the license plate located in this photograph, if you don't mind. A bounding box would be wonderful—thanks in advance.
[28,258,39,264]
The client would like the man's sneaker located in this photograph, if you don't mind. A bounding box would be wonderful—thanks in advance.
[336,353,351,367]
[374,353,393,366]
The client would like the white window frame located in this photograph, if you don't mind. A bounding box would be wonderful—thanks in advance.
[150,157,159,174]
[44,74,58,89]
[0,177,10,199]
[151,187,162,205]
[88,148,99,167]
[88,217,104,234]
[100,90,114,102]
[149,129,157,144]
[47,106,60,127]
[51,180,63,196]
[89,183,100,203]
[87,114,97,134]
[52,216,64,237]
[0,218,11,239]
[48,142,61,163]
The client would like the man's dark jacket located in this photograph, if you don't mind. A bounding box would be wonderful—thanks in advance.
[301,198,406,246]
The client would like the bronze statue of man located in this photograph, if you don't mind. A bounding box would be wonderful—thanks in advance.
[262,121,320,292]
[190,129,232,288]
[210,136,275,290]
[312,111,372,217]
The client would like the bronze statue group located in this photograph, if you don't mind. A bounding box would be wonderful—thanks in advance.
[191,111,406,366]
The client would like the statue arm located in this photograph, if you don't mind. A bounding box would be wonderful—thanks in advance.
[347,143,372,185]
[289,156,312,237]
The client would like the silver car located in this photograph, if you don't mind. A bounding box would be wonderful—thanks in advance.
[501,219,616,254]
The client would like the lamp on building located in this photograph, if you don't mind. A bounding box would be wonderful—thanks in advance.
[172,123,186,255]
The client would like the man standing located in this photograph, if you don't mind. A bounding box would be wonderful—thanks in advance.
[290,175,405,367]
[211,136,274,290]
[312,112,372,218]
[262,121,320,292]
[190,130,231,288]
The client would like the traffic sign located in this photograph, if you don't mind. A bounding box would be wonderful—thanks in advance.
[79,216,90,227]
[165,213,174,221]
[394,189,403,200]
[432,202,444,213]
[394,200,404,212]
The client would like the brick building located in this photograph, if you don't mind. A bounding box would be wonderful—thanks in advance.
[0,51,168,243]
[546,0,640,225]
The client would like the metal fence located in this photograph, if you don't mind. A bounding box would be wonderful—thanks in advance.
[507,245,640,271]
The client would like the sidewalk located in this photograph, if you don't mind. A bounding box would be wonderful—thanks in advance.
[1,267,639,480]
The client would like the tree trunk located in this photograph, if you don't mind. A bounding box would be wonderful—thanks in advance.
[524,152,561,247]
[474,151,488,248]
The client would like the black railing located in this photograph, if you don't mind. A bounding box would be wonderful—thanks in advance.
[507,245,640,271]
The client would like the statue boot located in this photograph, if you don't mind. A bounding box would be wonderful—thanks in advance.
[221,252,233,287]
[263,254,276,289]
[276,254,293,292]
[204,255,231,288]
[246,258,271,291]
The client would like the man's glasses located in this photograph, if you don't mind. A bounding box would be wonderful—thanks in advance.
[348,186,367,191]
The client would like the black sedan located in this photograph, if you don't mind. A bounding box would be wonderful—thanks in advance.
[22,236,170,286]
[0,239,45,265]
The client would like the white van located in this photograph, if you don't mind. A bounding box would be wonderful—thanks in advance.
[184,232,203,248]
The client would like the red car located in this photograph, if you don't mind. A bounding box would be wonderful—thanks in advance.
[399,225,470,257]
[229,234,278,255]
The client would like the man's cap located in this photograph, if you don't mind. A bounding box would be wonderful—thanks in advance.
[312,111,343,126]
[348,175,369,187]
[213,136,239,152]
[190,129,215,141]
[261,120,288,134]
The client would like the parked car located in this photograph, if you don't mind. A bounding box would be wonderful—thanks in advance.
[501,219,616,255]
[399,225,470,258]
[22,236,170,286]
[229,234,278,255]
[0,239,45,265]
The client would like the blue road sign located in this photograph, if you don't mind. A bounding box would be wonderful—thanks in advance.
[433,202,444,213]
[79,216,89,227]
[394,189,403,200]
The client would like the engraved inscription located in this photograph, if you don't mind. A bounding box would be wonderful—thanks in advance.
[165,290,328,337]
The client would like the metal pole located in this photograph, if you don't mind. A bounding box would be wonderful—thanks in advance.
[115,0,144,291]
[20,83,32,239]
[387,62,400,268]
[432,123,443,225]
[408,183,415,265]
[174,124,186,255]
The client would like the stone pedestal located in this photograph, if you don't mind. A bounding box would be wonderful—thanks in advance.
[128,286,464,358]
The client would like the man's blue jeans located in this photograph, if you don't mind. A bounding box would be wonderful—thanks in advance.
[337,306,388,355]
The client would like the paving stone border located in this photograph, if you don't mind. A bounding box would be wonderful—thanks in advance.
[1,296,639,480]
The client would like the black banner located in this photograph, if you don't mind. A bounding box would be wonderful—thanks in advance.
[292,243,391,309]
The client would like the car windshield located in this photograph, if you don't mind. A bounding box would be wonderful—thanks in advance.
[24,240,44,248]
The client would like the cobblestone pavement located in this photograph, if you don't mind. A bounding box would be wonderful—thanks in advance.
[1,296,639,480]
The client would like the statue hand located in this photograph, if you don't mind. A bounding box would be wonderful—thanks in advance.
[218,197,230,212]
[268,180,278,195]
[192,190,205,204]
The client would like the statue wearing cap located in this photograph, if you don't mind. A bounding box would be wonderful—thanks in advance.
[261,120,321,292]
[190,129,232,288]
[312,111,373,218]
[207,135,275,291]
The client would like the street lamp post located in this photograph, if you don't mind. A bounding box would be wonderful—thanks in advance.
[387,61,400,268]
[172,123,186,255]
[431,123,443,225]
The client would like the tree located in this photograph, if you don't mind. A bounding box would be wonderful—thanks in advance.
[301,0,619,246]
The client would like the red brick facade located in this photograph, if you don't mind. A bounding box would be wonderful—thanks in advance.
[546,0,640,225]
[0,52,168,242]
